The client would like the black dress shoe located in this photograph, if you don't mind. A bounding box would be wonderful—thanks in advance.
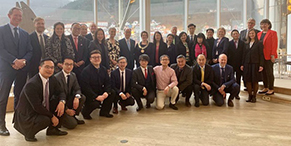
[227,100,234,107]
[185,101,191,107]
[136,106,143,111]
[112,108,118,114]
[100,113,113,118]
[169,104,178,110]
[82,114,92,120]
[246,95,253,102]
[74,116,85,124]
[25,136,37,142]
[0,126,10,136]
[251,96,257,103]
[146,104,151,108]
[194,102,200,107]
[46,127,68,136]
[235,96,240,100]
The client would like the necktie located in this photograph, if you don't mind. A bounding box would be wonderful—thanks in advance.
[74,37,78,51]
[127,39,130,51]
[121,72,124,92]
[234,40,238,49]
[144,68,147,79]
[191,36,193,42]
[177,68,183,81]
[245,30,249,40]
[39,34,45,58]
[14,27,19,45]
[45,81,49,111]
[221,68,225,85]
[67,75,70,89]
[173,37,175,45]
[201,66,205,89]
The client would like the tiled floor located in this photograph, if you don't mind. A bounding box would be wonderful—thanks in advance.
[1,92,291,146]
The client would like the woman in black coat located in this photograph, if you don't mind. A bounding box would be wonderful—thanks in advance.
[175,32,194,66]
[153,31,167,66]
[166,34,177,65]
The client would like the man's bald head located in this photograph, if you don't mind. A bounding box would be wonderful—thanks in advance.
[197,54,206,67]
[218,54,227,67]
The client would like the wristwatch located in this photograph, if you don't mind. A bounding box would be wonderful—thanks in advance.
[60,100,66,104]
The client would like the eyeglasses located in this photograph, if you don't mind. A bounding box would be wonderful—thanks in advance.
[64,63,73,66]
[91,56,101,59]
[44,66,54,69]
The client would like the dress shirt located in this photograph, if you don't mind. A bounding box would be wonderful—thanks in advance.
[119,69,126,93]
[154,66,178,90]
[39,73,49,107]
[8,23,19,38]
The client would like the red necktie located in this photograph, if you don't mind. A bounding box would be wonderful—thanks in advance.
[145,68,147,79]
[74,37,78,51]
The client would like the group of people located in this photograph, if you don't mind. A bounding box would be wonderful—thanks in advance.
[0,7,278,142]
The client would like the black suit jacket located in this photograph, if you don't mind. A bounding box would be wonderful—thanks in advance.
[29,32,48,77]
[85,33,93,41]
[154,42,167,66]
[81,64,111,103]
[239,29,260,42]
[170,64,192,91]
[131,66,156,92]
[188,34,197,49]
[193,64,214,86]
[173,35,180,45]
[206,37,215,62]
[211,64,235,90]
[67,35,88,63]
[242,41,264,66]
[119,38,135,69]
[176,41,194,65]
[55,71,82,109]
[227,39,245,71]
[111,68,132,95]
[212,37,229,59]
[88,40,110,69]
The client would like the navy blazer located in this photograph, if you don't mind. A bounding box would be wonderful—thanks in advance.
[212,37,229,60]
[0,24,32,72]
[111,68,132,95]
[211,64,235,90]
[119,38,135,69]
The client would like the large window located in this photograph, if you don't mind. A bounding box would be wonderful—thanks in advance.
[0,0,20,25]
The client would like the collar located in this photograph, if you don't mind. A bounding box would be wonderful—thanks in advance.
[9,23,19,29]
[72,34,78,39]
[219,64,225,69]
[35,30,43,36]
[39,73,49,83]
[62,70,70,77]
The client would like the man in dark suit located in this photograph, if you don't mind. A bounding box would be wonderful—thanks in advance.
[119,28,136,70]
[13,59,67,141]
[68,23,88,84]
[211,54,239,107]
[239,18,260,43]
[205,28,215,65]
[55,57,86,129]
[85,22,97,41]
[170,55,193,107]
[228,30,245,100]
[28,17,48,78]
[0,7,33,136]
[193,54,214,107]
[171,26,180,45]
[187,23,197,49]
[80,50,115,119]
[131,54,156,111]
[111,57,135,114]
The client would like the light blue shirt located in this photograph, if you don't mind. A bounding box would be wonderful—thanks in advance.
[8,23,19,38]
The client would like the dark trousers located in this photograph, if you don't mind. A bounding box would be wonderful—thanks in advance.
[132,88,155,108]
[176,85,192,102]
[60,95,85,129]
[234,69,243,90]
[0,70,27,127]
[212,83,240,106]
[82,91,114,116]
[113,94,135,108]
[193,84,210,105]
[262,60,274,90]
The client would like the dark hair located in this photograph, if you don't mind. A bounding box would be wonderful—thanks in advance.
[206,28,214,33]
[40,58,54,67]
[246,28,259,43]
[90,50,102,57]
[159,55,169,61]
[188,23,196,28]
[178,32,189,44]
[94,28,105,44]
[196,33,207,45]
[71,22,80,28]
[231,29,239,35]
[117,56,127,63]
[153,31,164,45]
[62,56,75,63]
[176,54,186,60]
[260,19,272,30]
[141,31,148,38]
[52,22,65,41]
[139,54,150,62]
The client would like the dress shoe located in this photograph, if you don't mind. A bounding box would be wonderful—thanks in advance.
[146,103,151,108]
[136,106,143,111]
[182,92,186,97]
[258,89,268,94]
[82,114,92,120]
[112,108,118,114]
[100,113,113,118]
[121,106,128,111]
[46,127,68,136]
[246,95,253,102]
[25,136,37,142]
[244,88,248,91]
[0,126,10,136]
[227,99,234,107]
[169,103,178,110]
[251,96,257,103]
[74,116,85,124]
[194,102,200,107]
[265,91,274,95]
[185,101,191,107]
[235,96,240,100]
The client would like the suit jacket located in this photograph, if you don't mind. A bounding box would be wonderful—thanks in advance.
[111,68,132,95]
[68,35,88,63]
[176,41,194,65]
[193,64,213,86]
[206,37,215,62]
[257,30,278,60]
[0,24,33,72]
[80,64,111,103]
[131,66,156,92]
[29,31,48,77]
[188,34,197,49]
[154,42,167,66]
[55,71,82,109]
[173,35,180,45]
[239,29,260,43]
[13,74,66,135]
[170,64,192,91]
[242,41,264,66]
[211,64,235,90]
[212,37,229,60]
[167,43,177,65]
[119,38,135,69]
[88,40,110,69]
[227,39,245,71]
[85,33,93,41]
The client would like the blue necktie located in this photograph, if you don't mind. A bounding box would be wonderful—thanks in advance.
[221,68,225,85]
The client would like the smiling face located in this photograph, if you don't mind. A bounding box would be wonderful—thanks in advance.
[154,32,161,42]
[188,26,195,35]
[39,60,54,78]
[34,19,45,33]
[160,56,169,66]
[197,54,206,67]
[231,31,239,40]
[167,35,173,44]
[171,27,177,36]
[177,57,186,68]
[248,30,256,40]
[8,9,22,26]
[141,32,148,41]
[96,30,104,42]
[124,28,131,39]
[218,54,227,67]
[109,28,116,38]
[206,30,214,39]
[217,29,225,38]
[90,53,102,66]
[180,33,187,42]
[80,25,88,37]
[71,23,81,37]
[247,20,255,29]
[117,58,127,70]
[62,59,74,74]
[54,24,64,38]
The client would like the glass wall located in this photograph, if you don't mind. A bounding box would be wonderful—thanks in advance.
[0,0,20,25]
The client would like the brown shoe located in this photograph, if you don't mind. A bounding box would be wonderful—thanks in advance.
[112,108,118,114]
[227,99,234,107]
[121,106,128,111]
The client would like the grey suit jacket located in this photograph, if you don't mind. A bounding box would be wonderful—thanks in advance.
[170,64,193,91]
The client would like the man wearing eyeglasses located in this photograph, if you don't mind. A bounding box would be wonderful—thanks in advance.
[80,50,115,119]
